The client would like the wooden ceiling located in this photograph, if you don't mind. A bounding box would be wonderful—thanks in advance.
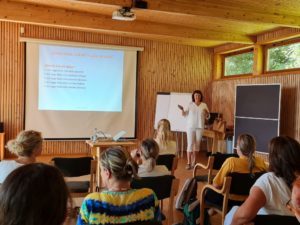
[1,0,300,47]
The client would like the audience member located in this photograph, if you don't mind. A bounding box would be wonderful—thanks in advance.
[205,134,267,212]
[0,163,70,225]
[225,136,300,225]
[154,119,176,155]
[0,130,43,183]
[77,147,162,225]
[131,138,170,177]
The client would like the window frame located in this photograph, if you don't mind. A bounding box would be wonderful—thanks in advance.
[264,37,300,74]
[222,48,254,78]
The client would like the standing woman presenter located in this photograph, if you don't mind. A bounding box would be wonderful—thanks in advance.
[178,90,209,170]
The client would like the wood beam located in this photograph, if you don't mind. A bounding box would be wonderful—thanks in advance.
[74,0,300,27]
[1,1,253,45]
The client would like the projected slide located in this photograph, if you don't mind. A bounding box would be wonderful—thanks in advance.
[39,44,124,111]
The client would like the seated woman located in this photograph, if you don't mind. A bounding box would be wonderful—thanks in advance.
[205,134,267,212]
[154,119,177,155]
[131,138,170,177]
[77,147,162,225]
[0,163,71,225]
[225,136,300,225]
[0,130,43,183]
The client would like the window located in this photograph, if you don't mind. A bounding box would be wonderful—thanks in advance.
[266,40,300,72]
[224,50,254,77]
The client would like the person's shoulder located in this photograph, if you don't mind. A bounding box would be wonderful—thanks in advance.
[134,188,156,198]
[84,192,102,201]
[255,172,274,185]
[223,156,237,165]
[0,160,22,169]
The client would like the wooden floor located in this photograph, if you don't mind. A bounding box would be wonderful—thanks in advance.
[37,151,222,225]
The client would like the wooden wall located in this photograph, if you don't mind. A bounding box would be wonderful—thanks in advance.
[0,21,213,157]
[212,74,300,140]
[212,28,300,144]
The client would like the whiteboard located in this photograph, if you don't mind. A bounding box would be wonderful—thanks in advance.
[154,92,191,132]
[154,93,170,129]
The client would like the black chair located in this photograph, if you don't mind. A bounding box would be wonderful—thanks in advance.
[200,172,265,225]
[131,175,179,225]
[193,152,238,184]
[156,154,178,175]
[253,214,299,225]
[51,157,97,197]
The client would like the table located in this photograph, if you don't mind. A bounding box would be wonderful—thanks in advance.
[86,140,137,187]
[203,129,225,154]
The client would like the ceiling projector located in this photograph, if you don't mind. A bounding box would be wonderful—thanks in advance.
[112,7,136,21]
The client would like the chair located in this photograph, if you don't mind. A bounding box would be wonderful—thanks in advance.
[193,153,238,184]
[156,154,178,175]
[51,157,97,197]
[200,172,265,225]
[253,214,299,225]
[131,175,180,225]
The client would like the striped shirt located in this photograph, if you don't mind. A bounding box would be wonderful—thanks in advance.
[77,188,161,225]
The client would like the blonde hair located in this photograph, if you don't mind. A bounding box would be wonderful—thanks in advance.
[6,130,43,157]
[100,147,138,181]
[154,119,172,149]
[140,138,159,172]
[237,134,256,174]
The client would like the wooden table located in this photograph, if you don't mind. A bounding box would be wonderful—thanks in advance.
[203,129,225,154]
[86,140,137,187]
[0,133,5,160]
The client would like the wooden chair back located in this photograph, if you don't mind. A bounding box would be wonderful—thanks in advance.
[200,172,265,225]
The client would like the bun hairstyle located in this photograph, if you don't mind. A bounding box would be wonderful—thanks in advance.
[237,134,256,175]
[6,130,43,157]
[154,119,172,149]
[191,90,203,102]
[140,138,159,172]
[100,147,138,181]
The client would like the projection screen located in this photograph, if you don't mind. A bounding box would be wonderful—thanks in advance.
[24,39,142,139]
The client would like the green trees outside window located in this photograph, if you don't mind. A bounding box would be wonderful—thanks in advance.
[267,42,300,71]
[224,52,253,76]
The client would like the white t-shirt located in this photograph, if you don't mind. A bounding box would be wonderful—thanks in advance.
[0,160,23,183]
[185,102,209,129]
[254,172,293,216]
[156,140,177,155]
[225,172,294,225]
[138,165,170,177]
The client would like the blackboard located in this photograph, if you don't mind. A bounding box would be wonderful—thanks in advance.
[234,84,281,153]
[154,92,191,132]
[235,117,279,152]
[236,85,281,119]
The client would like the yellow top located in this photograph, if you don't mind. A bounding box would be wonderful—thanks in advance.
[213,156,268,187]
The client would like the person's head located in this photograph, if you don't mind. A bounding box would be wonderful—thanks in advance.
[287,178,300,222]
[100,147,138,187]
[139,138,160,172]
[269,136,300,188]
[0,163,70,225]
[237,134,256,174]
[6,130,43,158]
[154,119,172,144]
[191,90,203,102]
